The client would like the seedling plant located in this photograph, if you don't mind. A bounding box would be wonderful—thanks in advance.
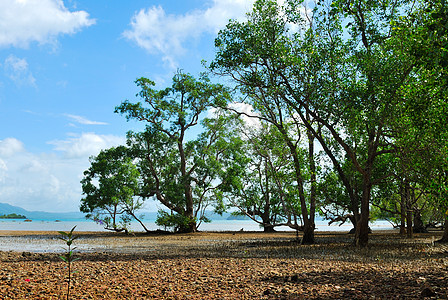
[58,226,79,300]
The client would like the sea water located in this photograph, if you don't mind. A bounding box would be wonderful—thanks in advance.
[0,218,396,252]
[0,217,394,232]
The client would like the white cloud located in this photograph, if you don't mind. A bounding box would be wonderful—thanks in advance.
[3,55,36,86]
[0,135,125,212]
[0,159,7,183]
[0,137,25,157]
[0,0,95,48]
[65,114,108,125]
[207,101,260,129]
[20,159,46,173]
[48,132,125,158]
[123,0,255,68]
[228,102,260,128]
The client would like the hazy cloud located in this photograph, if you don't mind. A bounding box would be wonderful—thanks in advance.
[65,114,108,125]
[207,102,260,129]
[228,102,260,128]
[123,0,255,67]
[0,159,7,183]
[0,135,124,212]
[0,137,25,157]
[3,55,36,86]
[0,0,95,48]
[48,132,125,158]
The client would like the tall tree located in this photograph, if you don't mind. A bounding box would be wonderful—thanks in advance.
[211,1,320,244]
[115,71,238,233]
[80,146,147,233]
[391,0,448,239]
[226,121,305,232]
[211,0,445,246]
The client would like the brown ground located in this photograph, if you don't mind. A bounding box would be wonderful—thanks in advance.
[0,230,447,299]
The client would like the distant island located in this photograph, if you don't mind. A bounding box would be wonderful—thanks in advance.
[0,213,27,219]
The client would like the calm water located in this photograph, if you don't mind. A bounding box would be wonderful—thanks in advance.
[0,218,395,252]
[0,218,394,232]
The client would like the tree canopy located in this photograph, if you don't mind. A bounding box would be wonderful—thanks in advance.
[79,0,448,246]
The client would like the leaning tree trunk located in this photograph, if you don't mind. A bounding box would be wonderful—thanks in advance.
[262,158,275,233]
[282,128,315,244]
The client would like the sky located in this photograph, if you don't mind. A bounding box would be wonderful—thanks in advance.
[0,0,257,212]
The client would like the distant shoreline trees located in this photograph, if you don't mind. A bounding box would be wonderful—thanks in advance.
[0,213,27,219]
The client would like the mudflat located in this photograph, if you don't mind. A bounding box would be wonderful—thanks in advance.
[0,230,447,299]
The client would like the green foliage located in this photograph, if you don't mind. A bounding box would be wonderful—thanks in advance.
[115,71,244,233]
[212,0,327,242]
[75,0,447,242]
[80,146,142,233]
[0,213,26,219]
[58,226,79,300]
[224,120,305,231]
[210,0,448,246]
[155,210,197,233]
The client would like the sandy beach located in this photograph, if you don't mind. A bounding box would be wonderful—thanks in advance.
[0,230,447,299]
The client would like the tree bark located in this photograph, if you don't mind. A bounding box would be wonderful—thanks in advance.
[405,180,413,238]
[280,126,315,244]
[400,182,406,235]
[406,209,413,238]
[263,225,276,232]
[355,164,372,247]
[355,175,371,247]
[305,113,316,245]
[301,223,315,244]
[178,131,197,233]
[261,157,274,233]
[413,209,427,233]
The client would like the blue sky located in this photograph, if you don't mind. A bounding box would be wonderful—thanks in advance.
[0,0,256,212]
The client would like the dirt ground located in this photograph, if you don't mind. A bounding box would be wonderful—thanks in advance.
[0,230,447,299]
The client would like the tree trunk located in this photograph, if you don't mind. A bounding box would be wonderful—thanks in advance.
[178,133,196,233]
[263,225,276,232]
[301,223,315,244]
[306,115,316,244]
[405,180,413,238]
[413,209,427,233]
[355,174,371,247]
[261,158,274,233]
[406,210,413,238]
[281,127,315,244]
[399,182,406,235]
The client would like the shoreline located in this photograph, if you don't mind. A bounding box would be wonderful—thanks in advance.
[1,230,447,299]
[0,218,396,233]
[0,228,434,254]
